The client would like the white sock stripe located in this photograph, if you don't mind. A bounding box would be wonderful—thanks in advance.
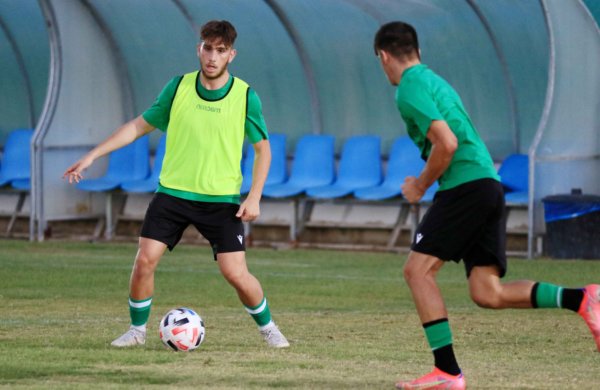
[245,298,267,315]
[258,320,274,331]
[557,287,563,308]
[129,298,152,309]
[131,324,147,332]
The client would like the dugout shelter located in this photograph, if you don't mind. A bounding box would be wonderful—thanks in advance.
[0,0,598,258]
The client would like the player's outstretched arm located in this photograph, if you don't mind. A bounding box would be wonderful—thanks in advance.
[62,115,155,184]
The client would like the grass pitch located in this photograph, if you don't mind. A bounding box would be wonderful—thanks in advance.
[0,240,599,389]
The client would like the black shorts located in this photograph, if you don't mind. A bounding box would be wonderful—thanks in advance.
[141,193,245,259]
[411,178,507,278]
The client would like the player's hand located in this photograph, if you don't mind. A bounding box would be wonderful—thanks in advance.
[236,196,261,222]
[62,155,94,184]
[401,176,426,204]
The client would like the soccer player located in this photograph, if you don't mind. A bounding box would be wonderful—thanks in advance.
[373,21,599,389]
[63,20,289,349]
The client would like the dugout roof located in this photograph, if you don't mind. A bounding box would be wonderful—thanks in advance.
[0,0,598,257]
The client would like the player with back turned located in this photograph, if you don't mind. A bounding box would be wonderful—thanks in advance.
[63,20,289,349]
[373,21,600,389]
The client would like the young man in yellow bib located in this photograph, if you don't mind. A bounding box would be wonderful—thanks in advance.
[64,20,289,348]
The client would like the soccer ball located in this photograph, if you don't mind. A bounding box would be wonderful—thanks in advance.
[159,307,205,351]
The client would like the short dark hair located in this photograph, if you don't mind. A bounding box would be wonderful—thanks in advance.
[373,21,419,59]
[200,20,237,47]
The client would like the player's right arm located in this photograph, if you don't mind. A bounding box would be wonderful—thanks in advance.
[63,75,180,184]
[396,79,457,203]
[63,115,155,184]
[402,120,457,203]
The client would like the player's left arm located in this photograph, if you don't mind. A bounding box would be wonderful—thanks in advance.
[237,88,271,222]
[402,120,457,203]
[237,139,271,222]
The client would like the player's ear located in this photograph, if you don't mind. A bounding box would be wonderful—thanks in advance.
[379,49,391,64]
[228,48,237,63]
[196,43,202,58]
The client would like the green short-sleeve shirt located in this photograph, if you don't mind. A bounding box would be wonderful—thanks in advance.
[143,74,269,144]
[396,64,499,191]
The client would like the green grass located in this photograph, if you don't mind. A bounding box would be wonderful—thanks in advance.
[0,240,599,389]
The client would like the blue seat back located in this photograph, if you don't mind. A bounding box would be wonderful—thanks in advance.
[336,135,382,188]
[241,133,287,191]
[105,135,150,181]
[384,136,425,186]
[288,134,335,187]
[498,153,528,192]
[1,129,34,181]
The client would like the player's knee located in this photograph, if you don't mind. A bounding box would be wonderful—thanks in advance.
[470,289,503,309]
[133,251,159,275]
[403,262,427,285]
[221,267,247,287]
[403,253,442,286]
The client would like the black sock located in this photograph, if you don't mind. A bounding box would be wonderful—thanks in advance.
[433,344,461,376]
[561,288,585,312]
[423,319,461,376]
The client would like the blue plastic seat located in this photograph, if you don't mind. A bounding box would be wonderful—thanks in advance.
[121,133,166,193]
[354,136,423,200]
[263,134,336,198]
[240,133,287,195]
[504,190,528,204]
[354,136,441,203]
[10,179,30,191]
[421,181,439,202]
[306,135,382,199]
[0,129,33,236]
[77,135,151,240]
[0,129,34,187]
[76,135,150,192]
[498,153,528,204]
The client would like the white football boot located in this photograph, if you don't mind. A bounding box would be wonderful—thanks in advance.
[111,327,146,347]
[259,323,289,348]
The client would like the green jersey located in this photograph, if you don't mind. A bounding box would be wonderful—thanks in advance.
[395,64,499,191]
[142,73,269,203]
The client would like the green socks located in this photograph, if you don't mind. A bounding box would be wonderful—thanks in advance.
[423,318,460,375]
[424,319,453,350]
[532,282,584,312]
[244,297,272,328]
[129,296,152,329]
[128,296,274,332]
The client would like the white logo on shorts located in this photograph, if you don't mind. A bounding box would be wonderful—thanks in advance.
[416,233,423,244]
[237,235,243,244]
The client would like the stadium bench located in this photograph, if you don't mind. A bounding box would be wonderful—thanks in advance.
[260,134,335,241]
[76,135,150,239]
